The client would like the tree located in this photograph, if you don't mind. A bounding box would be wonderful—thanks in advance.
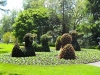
[22,0,45,10]
[0,0,7,11]
[3,32,15,44]
[86,0,100,45]
[71,0,88,30]
[13,7,50,43]
[1,9,18,32]
[22,0,33,9]
[1,14,11,32]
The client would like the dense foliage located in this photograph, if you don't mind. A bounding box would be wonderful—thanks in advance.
[12,33,36,57]
[58,33,76,60]
[86,0,100,45]
[40,34,50,52]
[55,36,61,50]
[58,44,76,60]
[69,30,81,51]
[13,7,49,43]
[60,33,72,48]
[0,0,100,48]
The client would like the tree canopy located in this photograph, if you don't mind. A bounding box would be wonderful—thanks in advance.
[13,7,50,43]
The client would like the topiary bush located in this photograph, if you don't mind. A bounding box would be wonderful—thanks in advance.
[40,34,50,52]
[55,36,61,50]
[33,42,43,52]
[58,44,76,60]
[69,30,81,51]
[11,33,36,57]
[60,33,72,48]
[12,42,25,57]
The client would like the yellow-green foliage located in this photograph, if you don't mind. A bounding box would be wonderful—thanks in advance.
[3,32,16,43]
[3,32,10,43]
[58,44,76,60]
[55,36,61,50]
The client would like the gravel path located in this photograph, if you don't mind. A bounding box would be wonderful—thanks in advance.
[88,61,100,67]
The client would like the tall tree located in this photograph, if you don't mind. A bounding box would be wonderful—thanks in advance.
[86,0,100,44]
[13,7,50,43]
[1,9,18,32]
[0,0,7,11]
[1,14,11,32]
[22,0,45,10]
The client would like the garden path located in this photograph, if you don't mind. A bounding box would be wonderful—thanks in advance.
[88,61,100,67]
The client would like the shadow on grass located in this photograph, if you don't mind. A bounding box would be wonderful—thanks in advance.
[0,48,3,49]
[0,72,22,75]
[0,51,8,54]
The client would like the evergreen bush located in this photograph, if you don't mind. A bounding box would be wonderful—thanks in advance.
[40,34,50,52]
[69,30,81,51]
[55,36,61,50]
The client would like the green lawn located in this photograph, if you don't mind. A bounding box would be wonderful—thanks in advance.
[0,43,100,75]
[0,43,13,53]
[0,63,100,75]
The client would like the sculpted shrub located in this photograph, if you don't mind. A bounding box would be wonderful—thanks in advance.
[58,44,76,60]
[40,34,50,52]
[60,33,72,48]
[55,36,61,50]
[70,30,81,51]
[12,33,36,57]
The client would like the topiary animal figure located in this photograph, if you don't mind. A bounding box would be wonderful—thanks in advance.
[69,30,81,51]
[40,34,50,52]
[12,42,24,57]
[23,33,36,56]
[55,36,61,50]
[60,33,72,48]
[58,44,76,60]
[11,33,36,57]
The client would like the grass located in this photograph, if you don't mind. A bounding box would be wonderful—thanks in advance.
[0,63,100,75]
[0,43,13,53]
[0,43,100,75]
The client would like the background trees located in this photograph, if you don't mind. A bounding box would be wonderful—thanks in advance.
[0,0,7,11]
[13,7,50,43]
[0,0,100,48]
[86,0,100,45]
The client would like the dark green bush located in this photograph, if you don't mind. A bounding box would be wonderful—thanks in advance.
[40,34,50,52]
[12,33,36,57]
[12,43,25,57]
[55,36,61,50]
[69,30,81,51]
[33,42,43,52]
[58,44,76,60]
[60,33,72,48]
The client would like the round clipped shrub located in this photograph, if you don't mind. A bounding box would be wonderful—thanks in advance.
[58,44,76,60]
[60,33,72,48]
[69,30,81,51]
[40,34,50,52]
[55,36,61,50]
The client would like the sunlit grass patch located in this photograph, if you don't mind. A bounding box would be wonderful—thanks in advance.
[0,43,14,53]
[0,63,100,75]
